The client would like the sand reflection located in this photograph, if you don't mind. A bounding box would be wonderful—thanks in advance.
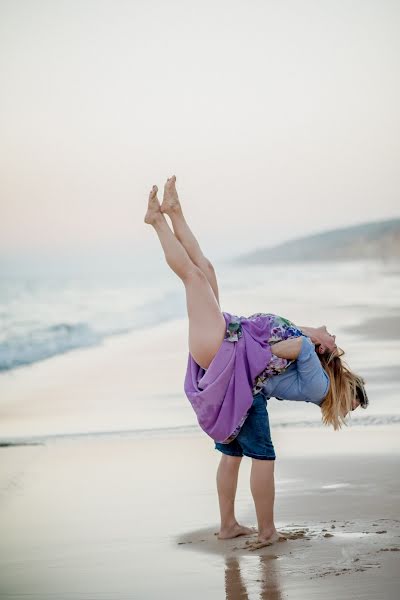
[224,555,283,600]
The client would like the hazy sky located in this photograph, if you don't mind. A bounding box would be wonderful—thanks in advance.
[1,0,399,273]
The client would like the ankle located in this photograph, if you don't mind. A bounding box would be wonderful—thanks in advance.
[151,212,167,228]
[168,203,183,218]
[220,519,238,531]
[258,525,276,538]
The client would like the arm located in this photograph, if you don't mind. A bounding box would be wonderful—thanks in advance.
[268,324,336,359]
[270,336,303,360]
[297,325,337,354]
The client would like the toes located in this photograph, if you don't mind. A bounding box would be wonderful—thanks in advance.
[165,175,176,186]
[244,534,277,551]
[149,185,158,198]
[247,541,273,551]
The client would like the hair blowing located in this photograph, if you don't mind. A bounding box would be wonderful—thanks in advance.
[317,348,368,430]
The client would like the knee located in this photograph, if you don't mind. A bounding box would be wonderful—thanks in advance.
[251,457,275,470]
[221,454,242,468]
[183,265,208,284]
[203,257,215,274]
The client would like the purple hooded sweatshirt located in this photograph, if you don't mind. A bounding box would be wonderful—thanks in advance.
[184,311,285,443]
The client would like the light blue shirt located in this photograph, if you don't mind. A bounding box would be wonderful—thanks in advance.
[262,336,329,405]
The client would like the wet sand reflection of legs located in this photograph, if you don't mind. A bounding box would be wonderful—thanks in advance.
[224,555,283,600]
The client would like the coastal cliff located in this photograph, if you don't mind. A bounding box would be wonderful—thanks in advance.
[235,218,400,264]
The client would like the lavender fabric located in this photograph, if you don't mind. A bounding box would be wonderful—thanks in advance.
[184,311,279,443]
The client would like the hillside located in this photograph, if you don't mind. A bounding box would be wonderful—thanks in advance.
[235,218,400,264]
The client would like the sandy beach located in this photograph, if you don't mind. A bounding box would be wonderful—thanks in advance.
[0,432,399,599]
[1,318,400,599]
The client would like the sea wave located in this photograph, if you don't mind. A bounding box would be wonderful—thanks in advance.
[0,284,185,372]
[0,322,104,371]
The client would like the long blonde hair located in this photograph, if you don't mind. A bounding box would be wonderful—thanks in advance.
[318,348,368,430]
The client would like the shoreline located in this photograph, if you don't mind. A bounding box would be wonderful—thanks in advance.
[1,421,400,451]
[1,313,399,443]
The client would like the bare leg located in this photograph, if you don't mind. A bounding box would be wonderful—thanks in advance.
[144,184,226,370]
[216,454,256,539]
[160,175,220,305]
[246,459,283,550]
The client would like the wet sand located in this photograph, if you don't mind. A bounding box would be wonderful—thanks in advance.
[0,430,399,599]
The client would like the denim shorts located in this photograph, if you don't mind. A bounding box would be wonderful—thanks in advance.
[214,392,276,460]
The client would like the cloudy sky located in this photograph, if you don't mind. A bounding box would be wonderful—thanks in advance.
[0,0,399,273]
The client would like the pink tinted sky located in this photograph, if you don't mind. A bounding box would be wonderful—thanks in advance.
[0,0,399,270]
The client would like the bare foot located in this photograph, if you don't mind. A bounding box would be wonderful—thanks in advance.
[144,185,162,224]
[245,529,287,551]
[160,175,181,215]
[217,523,257,540]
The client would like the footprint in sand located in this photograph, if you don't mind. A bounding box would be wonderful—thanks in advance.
[282,529,310,540]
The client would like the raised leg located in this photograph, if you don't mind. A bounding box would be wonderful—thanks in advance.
[216,454,255,539]
[160,176,220,305]
[144,184,226,370]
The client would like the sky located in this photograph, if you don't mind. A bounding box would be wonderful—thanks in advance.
[0,0,399,275]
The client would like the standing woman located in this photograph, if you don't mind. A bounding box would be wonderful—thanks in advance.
[144,175,367,549]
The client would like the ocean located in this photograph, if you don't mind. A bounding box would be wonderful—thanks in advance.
[1,259,399,442]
